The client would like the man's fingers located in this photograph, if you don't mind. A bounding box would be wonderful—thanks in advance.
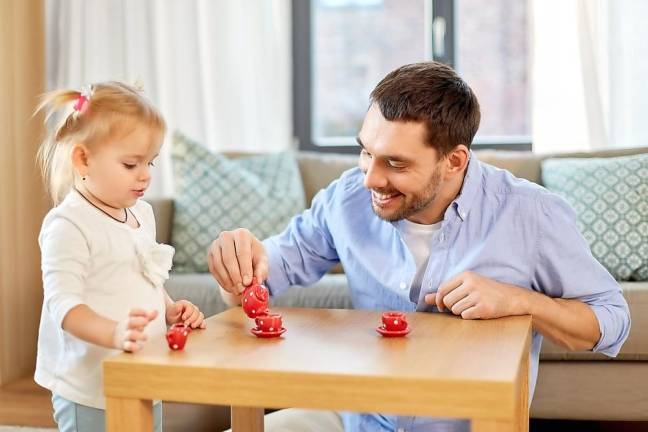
[207,242,221,282]
[450,294,476,316]
[253,258,269,285]
[461,305,481,320]
[220,238,243,292]
[208,230,266,292]
[234,229,254,287]
[208,236,239,292]
[217,245,240,293]
[424,293,436,305]
[251,240,269,283]
[436,273,465,312]
[442,285,470,311]
[208,245,234,292]
[209,242,236,293]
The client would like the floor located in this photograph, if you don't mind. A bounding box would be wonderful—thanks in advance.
[0,378,54,429]
[1,377,646,431]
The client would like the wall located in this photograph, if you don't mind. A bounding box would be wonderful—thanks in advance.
[0,0,48,385]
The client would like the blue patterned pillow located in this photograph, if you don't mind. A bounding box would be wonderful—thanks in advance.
[171,133,306,273]
[542,154,648,281]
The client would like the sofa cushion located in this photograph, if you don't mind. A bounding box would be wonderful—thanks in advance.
[474,146,648,185]
[270,274,353,309]
[165,273,227,318]
[296,152,358,205]
[164,273,353,318]
[540,281,648,360]
[541,154,648,281]
[474,150,545,183]
[170,133,306,272]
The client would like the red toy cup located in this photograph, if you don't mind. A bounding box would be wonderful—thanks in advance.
[381,311,408,331]
[166,323,192,350]
[254,313,283,332]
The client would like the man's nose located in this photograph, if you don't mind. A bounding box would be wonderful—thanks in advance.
[362,159,387,190]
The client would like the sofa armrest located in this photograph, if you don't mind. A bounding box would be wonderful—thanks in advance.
[149,198,174,244]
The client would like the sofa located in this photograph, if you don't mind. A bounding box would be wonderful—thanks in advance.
[153,147,648,431]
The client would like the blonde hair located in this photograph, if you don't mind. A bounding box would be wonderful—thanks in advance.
[36,81,166,205]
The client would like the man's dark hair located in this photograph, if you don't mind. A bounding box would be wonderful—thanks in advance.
[370,61,481,156]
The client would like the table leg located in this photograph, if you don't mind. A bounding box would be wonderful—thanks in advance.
[231,406,264,432]
[516,342,530,432]
[106,397,152,431]
[473,333,530,432]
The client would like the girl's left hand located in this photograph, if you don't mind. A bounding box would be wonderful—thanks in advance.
[165,300,206,329]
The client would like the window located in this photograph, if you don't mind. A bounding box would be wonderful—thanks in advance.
[293,0,532,152]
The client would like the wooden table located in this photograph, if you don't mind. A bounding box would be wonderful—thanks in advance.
[104,307,532,432]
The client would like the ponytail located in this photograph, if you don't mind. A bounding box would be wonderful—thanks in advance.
[35,89,83,205]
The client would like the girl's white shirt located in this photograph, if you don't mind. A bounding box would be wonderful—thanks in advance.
[35,190,174,409]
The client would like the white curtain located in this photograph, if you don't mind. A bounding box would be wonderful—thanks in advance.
[531,0,648,153]
[46,0,293,196]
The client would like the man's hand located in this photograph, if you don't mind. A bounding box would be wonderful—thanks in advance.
[165,300,206,329]
[424,271,528,319]
[207,228,269,295]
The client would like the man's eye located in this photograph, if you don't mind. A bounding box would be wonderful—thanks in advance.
[387,161,405,169]
[148,161,156,167]
[361,150,372,159]
[123,163,136,169]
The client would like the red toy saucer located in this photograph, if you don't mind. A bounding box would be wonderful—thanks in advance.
[376,325,411,337]
[251,327,287,338]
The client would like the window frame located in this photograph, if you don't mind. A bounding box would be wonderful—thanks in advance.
[292,0,532,153]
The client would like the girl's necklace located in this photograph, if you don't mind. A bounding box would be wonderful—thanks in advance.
[74,188,131,224]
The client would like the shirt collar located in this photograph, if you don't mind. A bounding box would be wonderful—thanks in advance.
[452,150,483,221]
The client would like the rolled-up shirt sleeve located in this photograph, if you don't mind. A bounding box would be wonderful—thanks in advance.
[533,192,631,356]
[263,180,341,297]
[39,216,90,328]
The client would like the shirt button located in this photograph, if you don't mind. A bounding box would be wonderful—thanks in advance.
[397,428,406,432]
[399,281,407,290]
[461,211,467,219]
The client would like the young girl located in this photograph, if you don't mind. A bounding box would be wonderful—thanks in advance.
[35,81,206,432]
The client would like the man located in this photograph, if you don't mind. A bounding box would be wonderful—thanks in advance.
[209,61,630,432]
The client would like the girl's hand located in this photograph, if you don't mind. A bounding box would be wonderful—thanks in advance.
[112,309,158,352]
[165,300,206,329]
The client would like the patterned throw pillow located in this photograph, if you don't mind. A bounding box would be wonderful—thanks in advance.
[170,133,306,273]
[542,154,648,281]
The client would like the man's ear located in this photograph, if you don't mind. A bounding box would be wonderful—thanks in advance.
[71,143,90,177]
[444,144,469,179]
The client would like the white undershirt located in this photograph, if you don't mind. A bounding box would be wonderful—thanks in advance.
[398,219,441,301]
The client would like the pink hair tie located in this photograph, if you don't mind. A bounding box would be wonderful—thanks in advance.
[73,94,88,112]
[73,85,93,117]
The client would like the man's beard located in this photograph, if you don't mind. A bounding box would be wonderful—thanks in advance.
[371,168,443,222]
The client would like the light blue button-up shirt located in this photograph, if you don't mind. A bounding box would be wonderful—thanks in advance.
[264,154,631,432]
